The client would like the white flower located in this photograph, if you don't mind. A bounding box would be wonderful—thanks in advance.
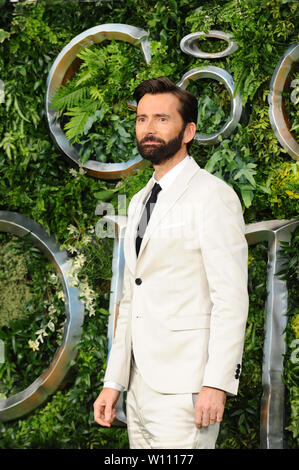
[73,253,86,269]
[36,329,48,344]
[47,321,55,332]
[78,163,86,175]
[49,273,58,284]
[80,281,92,295]
[48,305,56,320]
[67,224,78,235]
[87,305,96,317]
[67,245,77,254]
[69,168,78,177]
[82,234,92,245]
[57,290,65,301]
[28,339,39,351]
[36,328,46,335]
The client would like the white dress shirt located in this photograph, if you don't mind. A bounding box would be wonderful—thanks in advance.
[104,154,191,392]
[151,154,191,195]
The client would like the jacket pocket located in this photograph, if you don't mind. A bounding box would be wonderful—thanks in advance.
[168,314,210,331]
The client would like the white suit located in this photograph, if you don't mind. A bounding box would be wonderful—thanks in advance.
[104,156,248,397]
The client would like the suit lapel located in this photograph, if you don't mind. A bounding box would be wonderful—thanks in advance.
[124,176,155,273]
[136,157,200,262]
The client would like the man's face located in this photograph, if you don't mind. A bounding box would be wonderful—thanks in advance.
[136,93,187,165]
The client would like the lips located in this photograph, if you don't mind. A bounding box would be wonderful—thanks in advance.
[141,138,164,145]
[143,141,161,145]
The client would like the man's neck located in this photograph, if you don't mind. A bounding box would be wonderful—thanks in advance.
[153,148,188,181]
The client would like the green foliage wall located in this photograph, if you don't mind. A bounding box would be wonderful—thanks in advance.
[0,0,298,449]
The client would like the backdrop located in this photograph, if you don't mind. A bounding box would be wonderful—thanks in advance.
[0,0,298,449]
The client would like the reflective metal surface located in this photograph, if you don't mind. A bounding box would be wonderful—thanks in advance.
[177,67,243,145]
[268,43,299,161]
[105,214,298,445]
[45,24,151,180]
[180,30,238,59]
[245,218,299,448]
[0,79,4,104]
[0,211,85,421]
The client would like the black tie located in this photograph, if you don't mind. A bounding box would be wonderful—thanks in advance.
[136,182,162,257]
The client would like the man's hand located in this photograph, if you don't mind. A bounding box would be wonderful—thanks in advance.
[93,388,120,427]
[194,386,226,428]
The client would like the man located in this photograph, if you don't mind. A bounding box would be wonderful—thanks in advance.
[94,77,248,449]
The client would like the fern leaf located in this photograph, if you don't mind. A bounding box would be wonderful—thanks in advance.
[51,82,89,113]
[89,86,104,103]
[75,72,93,87]
[64,99,99,142]
[64,112,90,143]
[77,46,107,70]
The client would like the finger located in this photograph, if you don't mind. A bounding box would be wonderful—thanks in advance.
[110,408,116,422]
[216,410,224,423]
[93,403,103,421]
[94,403,111,427]
[201,409,210,427]
[194,408,203,428]
[94,414,110,427]
[209,415,217,425]
[104,402,113,424]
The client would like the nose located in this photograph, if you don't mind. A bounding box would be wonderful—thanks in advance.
[144,118,157,134]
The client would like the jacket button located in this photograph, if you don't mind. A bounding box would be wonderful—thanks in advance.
[135,278,142,285]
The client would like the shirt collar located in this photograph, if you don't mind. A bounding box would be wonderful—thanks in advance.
[153,154,191,193]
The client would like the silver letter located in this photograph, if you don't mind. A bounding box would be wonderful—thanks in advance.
[0,80,4,104]
[0,211,84,422]
[246,218,299,448]
[0,340,4,364]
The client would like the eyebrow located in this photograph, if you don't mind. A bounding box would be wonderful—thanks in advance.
[136,113,171,118]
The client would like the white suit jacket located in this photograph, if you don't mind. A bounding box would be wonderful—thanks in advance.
[104,156,248,395]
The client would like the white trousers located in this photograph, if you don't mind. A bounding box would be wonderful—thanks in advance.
[126,360,220,449]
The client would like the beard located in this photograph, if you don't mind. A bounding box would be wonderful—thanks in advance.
[137,125,186,165]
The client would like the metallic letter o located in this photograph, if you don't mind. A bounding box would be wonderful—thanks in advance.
[0,211,84,422]
[180,30,238,59]
[268,43,299,161]
[177,66,243,145]
[45,24,151,180]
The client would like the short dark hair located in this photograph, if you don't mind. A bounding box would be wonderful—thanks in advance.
[133,77,198,152]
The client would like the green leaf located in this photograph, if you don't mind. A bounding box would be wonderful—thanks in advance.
[51,84,89,113]
[83,109,105,135]
[94,190,115,201]
[64,100,98,142]
[234,167,257,186]
[0,29,10,43]
[241,189,254,208]
[205,151,222,173]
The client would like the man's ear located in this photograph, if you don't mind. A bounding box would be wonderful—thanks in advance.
[184,122,197,145]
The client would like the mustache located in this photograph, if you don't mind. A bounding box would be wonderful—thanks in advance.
[139,135,165,145]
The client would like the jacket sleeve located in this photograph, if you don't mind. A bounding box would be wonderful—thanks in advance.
[103,191,143,389]
[198,182,249,395]
[103,259,132,389]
